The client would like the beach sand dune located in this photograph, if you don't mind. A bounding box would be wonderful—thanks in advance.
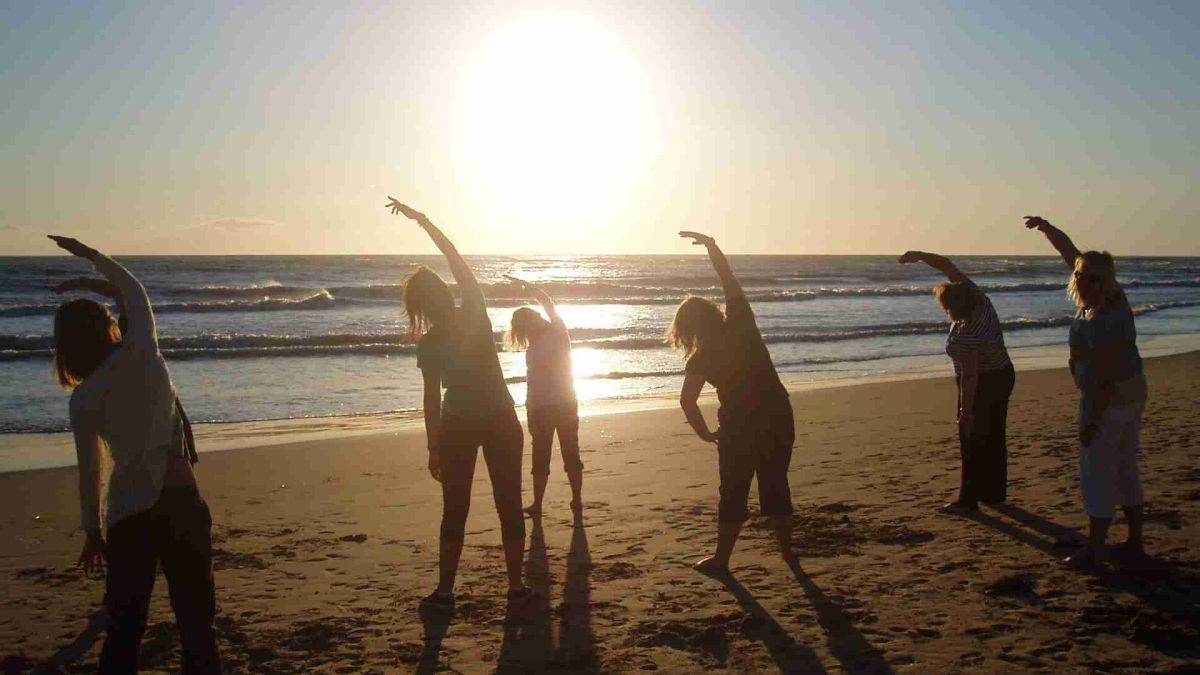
[2,354,1199,672]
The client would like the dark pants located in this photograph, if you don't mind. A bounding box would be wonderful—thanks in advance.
[439,410,526,543]
[100,485,220,674]
[528,402,582,477]
[957,363,1016,507]
[717,404,796,523]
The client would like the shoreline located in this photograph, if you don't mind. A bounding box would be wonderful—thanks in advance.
[4,333,1199,475]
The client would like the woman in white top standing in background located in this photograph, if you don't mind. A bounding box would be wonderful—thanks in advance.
[505,275,584,515]
[49,235,220,673]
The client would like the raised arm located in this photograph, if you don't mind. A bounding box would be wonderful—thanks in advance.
[49,236,156,349]
[504,275,560,322]
[679,232,744,302]
[1024,216,1081,269]
[53,277,130,327]
[386,199,485,312]
[898,251,969,283]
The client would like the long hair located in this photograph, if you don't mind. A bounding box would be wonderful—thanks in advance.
[53,298,121,388]
[933,282,978,322]
[665,296,725,358]
[1068,250,1122,309]
[402,265,455,341]
[507,307,549,351]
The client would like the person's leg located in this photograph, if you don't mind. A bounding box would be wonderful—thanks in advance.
[758,409,797,563]
[950,376,980,511]
[980,366,1015,504]
[436,420,479,595]
[155,487,221,674]
[483,411,528,593]
[99,510,158,672]
[526,407,552,514]
[1113,399,1147,553]
[557,405,584,510]
[697,435,753,571]
[1070,406,1119,569]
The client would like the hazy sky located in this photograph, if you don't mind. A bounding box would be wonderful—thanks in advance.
[2,1,1197,255]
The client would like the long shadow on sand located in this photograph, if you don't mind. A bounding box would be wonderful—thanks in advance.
[48,608,108,667]
[712,569,827,673]
[557,512,597,672]
[416,603,453,675]
[978,503,1200,660]
[786,560,894,674]
[497,517,555,673]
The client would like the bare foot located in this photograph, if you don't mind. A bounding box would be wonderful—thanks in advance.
[523,504,542,516]
[939,501,979,516]
[781,548,798,565]
[1063,546,1106,572]
[692,556,730,576]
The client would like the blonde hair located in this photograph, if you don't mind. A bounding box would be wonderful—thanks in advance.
[933,282,977,322]
[507,306,548,351]
[402,265,455,341]
[1068,251,1122,309]
[53,298,122,389]
[665,296,725,358]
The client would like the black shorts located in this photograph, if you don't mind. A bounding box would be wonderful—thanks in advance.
[716,405,795,523]
[438,410,525,542]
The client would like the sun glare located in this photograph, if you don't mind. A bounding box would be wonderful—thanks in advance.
[453,12,656,234]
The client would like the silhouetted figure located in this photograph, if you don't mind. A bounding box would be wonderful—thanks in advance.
[899,250,1015,513]
[49,235,220,673]
[1025,216,1149,571]
[667,231,796,573]
[504,275,583,515]
[387,199,532,608]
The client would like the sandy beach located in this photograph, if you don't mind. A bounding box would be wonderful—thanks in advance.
[3,352,1199,673]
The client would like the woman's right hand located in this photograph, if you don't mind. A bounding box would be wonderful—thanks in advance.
[679,231,715,247]
[427,449,442,483]
[48,235,98,261]
[1023,216,1050,230]
[503,274,532,290]
[77,529,105,574]
[385,197,429,224]
[898,251,923,264]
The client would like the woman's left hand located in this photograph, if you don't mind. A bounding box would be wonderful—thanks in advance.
[679,231,715,247]
[77,530,105,574]
[385,197,428,224]
[503,274,532,289]
[48,236,97,260]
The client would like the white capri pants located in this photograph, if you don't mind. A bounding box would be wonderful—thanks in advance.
[1079,398,1146,519]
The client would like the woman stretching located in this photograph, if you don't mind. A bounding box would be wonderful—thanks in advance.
[1025,216,1149,570]
[668,231,795,573]
[504,276,583,514]
[899,251,1015,513]
[49,236,220,673]
[387,199,530,607]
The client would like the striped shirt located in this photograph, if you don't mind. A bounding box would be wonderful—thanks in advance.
[945,280,1011,376]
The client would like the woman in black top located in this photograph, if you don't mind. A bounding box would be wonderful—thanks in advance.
[387,198,530,608]
[667,232,795,574]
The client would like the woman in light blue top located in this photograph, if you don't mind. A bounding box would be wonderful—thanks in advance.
[1025,217,1148,571]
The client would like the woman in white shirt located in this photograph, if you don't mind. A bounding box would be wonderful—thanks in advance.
[505,276,583,515]
[49,235,220,673]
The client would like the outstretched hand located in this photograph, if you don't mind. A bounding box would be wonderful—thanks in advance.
[47,235,97,260]
[679,231,715,247]
[898,251,923,265]
[385,197,428,224]
[1023,216,1050,230]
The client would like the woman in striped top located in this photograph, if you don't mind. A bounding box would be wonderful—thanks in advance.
[900,251,1015,514]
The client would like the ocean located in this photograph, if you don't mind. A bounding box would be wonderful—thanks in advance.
[3,254,1200,437]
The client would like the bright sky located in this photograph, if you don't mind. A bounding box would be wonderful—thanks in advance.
[2,1,1197,256]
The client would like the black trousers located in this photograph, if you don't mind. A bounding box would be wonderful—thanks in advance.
[100,485,220,674]
[957,363,1016,507]
[438,410,526,543]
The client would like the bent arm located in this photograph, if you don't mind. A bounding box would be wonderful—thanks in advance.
[416,216,485,314]
[902,251,968,283]
[705,240,745,303]
[1026,217,1081,269]
[91,254,156,349]
[679,369,716,442]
